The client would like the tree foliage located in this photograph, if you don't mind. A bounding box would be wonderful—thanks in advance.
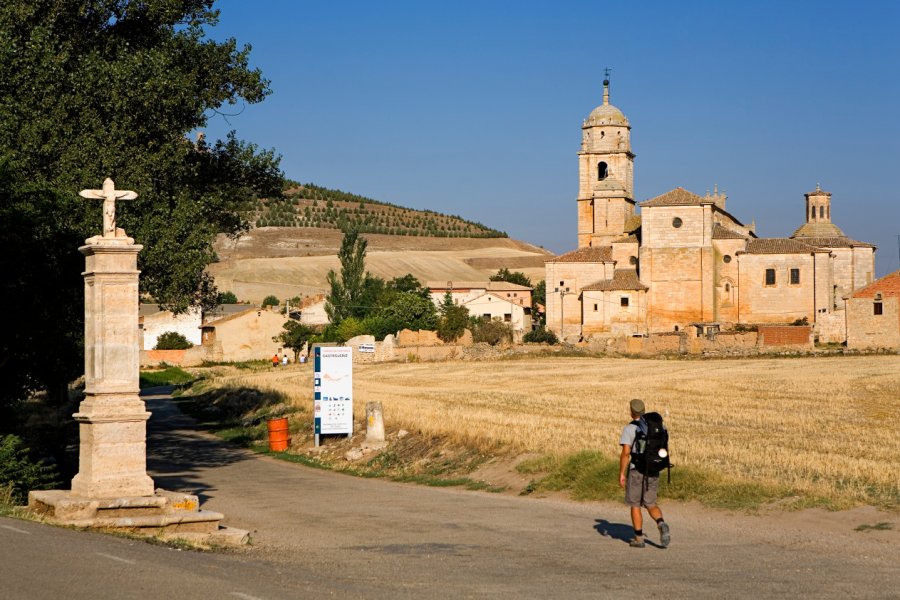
[325,229,368,323]
[523,326,558,345]
[0,1,281,409]
[490,268,531,288]
[276,321,315,360]
[154,331,193,350]
[437,303,469,342]
[217,290,239,304]
[261,295,280,308]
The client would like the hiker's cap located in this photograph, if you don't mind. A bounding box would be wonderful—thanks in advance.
[629,399,645,415]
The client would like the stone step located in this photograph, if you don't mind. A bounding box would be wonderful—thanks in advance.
[66,509,224,533]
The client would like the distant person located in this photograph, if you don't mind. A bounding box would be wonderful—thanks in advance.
[282,354,288,366]
[272,353,279,368]
[619,398,671,548]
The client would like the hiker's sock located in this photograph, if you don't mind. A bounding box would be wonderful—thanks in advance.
[634,529,643,537]
[655,518,665,525]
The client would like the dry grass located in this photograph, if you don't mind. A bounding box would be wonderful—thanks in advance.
[197,355,900,507]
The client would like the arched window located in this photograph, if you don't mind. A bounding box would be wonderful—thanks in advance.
[725,283,731,292]
[597,162,608,181]
[819,206,824,218]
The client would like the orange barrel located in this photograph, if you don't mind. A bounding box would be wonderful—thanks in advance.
[267,417,290,452]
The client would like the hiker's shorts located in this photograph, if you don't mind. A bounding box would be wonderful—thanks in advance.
[625,469,659,507]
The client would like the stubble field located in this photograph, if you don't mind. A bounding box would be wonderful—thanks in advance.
[200,355,900,508]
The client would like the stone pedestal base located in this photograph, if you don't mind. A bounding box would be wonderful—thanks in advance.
[70,395,155,498]
[28,489,249,547]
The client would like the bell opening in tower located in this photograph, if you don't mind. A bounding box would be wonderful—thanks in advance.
[597,161,608,181]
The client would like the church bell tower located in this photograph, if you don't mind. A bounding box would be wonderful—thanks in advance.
[577,74,635,248]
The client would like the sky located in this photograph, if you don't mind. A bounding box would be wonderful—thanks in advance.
[203,1,900,276]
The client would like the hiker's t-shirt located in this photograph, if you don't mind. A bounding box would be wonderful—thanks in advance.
[619,423,639,470]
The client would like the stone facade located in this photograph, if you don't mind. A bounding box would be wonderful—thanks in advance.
[200,306,290,362]
[547,82,878,340]
[845,270,900,349]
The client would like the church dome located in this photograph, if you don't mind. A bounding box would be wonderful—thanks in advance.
[584,79,629,127]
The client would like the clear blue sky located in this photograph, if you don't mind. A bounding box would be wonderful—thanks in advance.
[204,1,900,276]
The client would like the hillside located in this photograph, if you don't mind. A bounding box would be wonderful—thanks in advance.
[250,183,507,238]
[209,227,552,303]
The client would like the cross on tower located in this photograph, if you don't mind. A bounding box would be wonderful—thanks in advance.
[79,178,138,238]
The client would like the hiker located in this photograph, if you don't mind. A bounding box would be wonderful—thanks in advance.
[282,354,288,366]
[619,398,671,548]
[272,353,279,367]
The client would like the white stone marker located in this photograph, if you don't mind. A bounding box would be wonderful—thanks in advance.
[70,178,154,498]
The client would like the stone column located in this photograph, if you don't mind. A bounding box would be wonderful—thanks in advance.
[70,233,155,498]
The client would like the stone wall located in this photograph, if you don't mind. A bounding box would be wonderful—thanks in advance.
[815,312,846,344]
[846,296,900,349]
[737,254,817,324]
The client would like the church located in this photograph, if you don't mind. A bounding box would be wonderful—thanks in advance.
[545,79,876,341]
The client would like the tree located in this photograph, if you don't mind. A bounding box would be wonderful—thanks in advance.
[261,295,280,308]
[0,2,282,411]
[387,273,427,296]
[325,229,368,323]
[217,291,239,304]
[532,280,546,327]
[154,331,193,350]
[490,268,531,288]
[379,292,438,332]
[276,321,314,360]
[438,303,469,342]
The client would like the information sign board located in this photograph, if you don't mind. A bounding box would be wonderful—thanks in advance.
[313,346,353,436]
[357,343,375,353]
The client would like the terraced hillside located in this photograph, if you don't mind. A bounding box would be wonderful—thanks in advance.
[209,227,552,303]
[251,183,507,238]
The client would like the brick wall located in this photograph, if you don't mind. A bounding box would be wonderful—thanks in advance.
[758,325,812,347]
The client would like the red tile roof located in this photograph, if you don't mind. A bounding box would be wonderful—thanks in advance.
[850,270,900,298]
[545,246,614,263]
[712,223,746,240]
[639,187,709,207]
[581,269,648,291]
[742,238,828,255]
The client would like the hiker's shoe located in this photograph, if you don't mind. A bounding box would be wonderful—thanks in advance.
[658,522,671,548]
[628,537,645,548]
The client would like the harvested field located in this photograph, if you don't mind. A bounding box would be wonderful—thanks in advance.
[197,355,900,507]
[209,228,552,301]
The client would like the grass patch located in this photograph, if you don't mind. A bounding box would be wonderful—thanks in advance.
[855,521,893,532]
[139,366,195,388]
[517,451,833,511]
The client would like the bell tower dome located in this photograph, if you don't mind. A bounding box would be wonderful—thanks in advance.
[577,74,635,248]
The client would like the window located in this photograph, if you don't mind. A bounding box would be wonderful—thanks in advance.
[593,303,598,311]
[820,206,824,218]
[621,297,629,307]
[629,256,638,265]
[597,161,608,180]
[482,313,491,320]
[672,217,683,228]
[874,302,883,316]
[559,281,564,286]
[723,255,732,263]
[765,269,776,286]
[504,313,512,322]
[725,283,730,292]
[790,268,800,285]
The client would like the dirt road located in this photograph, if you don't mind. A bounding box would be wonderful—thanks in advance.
[144,390,898,599]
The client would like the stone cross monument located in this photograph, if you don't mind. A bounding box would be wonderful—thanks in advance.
[29,179,245,546]
[71,178,154,497]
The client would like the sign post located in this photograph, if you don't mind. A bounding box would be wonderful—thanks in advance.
[313,346,353,447]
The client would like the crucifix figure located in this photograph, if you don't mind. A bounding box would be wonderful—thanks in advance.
[79,178,138,238]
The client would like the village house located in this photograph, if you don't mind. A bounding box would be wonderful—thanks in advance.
[427,280,532,309]
[546,78,877,340]
[200,306,290,362]
[461,292,532,342]
[845,270,900,349]
[138,304,202,349]
[297,293,329,326]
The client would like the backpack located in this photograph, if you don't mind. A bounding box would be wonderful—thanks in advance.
[630,412,671,479]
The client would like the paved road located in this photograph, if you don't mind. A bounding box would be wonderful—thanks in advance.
[4,389,896,599]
